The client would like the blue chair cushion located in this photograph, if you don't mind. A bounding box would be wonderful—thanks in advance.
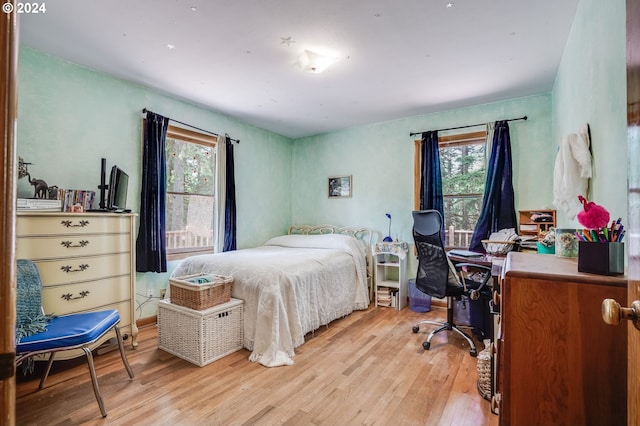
[16,310,120,353]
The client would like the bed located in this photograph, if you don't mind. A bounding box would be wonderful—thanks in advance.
[170,225,373,367]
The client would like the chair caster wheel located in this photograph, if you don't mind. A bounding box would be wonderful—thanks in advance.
[412,326,419,333]
[422,341,431,350]
[470,348,478,357]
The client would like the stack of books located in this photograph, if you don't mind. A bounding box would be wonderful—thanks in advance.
[377,287,392,307]
[17,198,62,211]
[60,189,95,212]
[376,287,399,308]
[17,189,96,212]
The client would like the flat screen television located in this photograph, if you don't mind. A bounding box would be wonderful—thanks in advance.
[107,165,129,211]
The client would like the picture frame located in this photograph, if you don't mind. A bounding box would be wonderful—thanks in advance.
[328,175,352,198]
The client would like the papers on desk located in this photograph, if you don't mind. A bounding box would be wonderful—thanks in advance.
[448,249,483,258]
[518,235,539,251]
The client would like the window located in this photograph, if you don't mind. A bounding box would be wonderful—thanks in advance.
[165,125,217,258]
[414,130,487,249]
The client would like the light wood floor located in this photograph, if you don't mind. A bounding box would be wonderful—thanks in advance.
[15,305,499,426]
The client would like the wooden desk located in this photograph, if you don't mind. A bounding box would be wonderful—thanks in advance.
[496,252,627,425]
[448,251,497,267]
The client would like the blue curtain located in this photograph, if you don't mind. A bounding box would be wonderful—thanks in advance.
[419,131,444,218]
[223,135,237,251]
[136,111,169,272]
[469,120,517,252]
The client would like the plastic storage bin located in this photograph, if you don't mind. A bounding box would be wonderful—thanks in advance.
[408,279,431,312]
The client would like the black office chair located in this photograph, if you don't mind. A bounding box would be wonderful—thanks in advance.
[410,210,492,357]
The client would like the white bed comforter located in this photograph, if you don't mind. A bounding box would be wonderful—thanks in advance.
[170,234,369,367]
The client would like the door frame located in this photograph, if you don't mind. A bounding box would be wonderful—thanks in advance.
[626,0,640,423]
[0,2,19,424]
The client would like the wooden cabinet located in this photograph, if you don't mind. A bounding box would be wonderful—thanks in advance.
[372,242,408,310]
[16,212,138,358]
[518,209,555,238]
[496,252,627,425]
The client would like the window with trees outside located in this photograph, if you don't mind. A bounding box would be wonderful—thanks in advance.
[414,130,487,249]
[165,125,218,258]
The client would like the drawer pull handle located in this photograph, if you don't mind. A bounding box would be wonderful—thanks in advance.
[61,290,90,301]
[60,220,90,228]
[60,264,89,273]
[61,240,90,248]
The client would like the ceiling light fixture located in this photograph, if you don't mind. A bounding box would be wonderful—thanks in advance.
[298,49,338,74]
[281,36,295,46]
[446,2,454,8]
[166,43,176,49]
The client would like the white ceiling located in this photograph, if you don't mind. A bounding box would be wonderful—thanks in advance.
[19,0,580,139]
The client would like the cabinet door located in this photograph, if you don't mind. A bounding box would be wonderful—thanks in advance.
[501,276,627,425]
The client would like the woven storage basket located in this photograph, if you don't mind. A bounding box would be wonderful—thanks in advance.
[157,298,243,366]
[476,345,492,400]
[170,273,233,310]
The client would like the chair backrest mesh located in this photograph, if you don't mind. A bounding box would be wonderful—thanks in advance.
[413,210,449,299]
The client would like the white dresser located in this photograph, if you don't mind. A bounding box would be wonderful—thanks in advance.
[16,211,138,358]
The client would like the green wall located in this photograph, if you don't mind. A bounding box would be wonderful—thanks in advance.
[292,94,553,244]
[291,94,553,278]
[552,0,627,228]
[17,47,293,318]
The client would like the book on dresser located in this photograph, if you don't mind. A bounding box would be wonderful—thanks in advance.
[15,211,138,359]
[17,198,62,211]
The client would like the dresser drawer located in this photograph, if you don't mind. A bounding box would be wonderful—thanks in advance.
[34,253,131,285]
[16,214,132,236]
[17,233,131,260]
[42,275,132,315]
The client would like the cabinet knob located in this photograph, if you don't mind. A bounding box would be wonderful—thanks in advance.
[602,298,640,330]
[492,290,501,306]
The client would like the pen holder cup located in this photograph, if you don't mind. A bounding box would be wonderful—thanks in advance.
[577,241,624,275]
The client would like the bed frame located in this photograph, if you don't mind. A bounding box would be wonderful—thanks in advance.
[288,224,375,299]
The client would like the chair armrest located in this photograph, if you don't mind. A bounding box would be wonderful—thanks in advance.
[454,263,493,296]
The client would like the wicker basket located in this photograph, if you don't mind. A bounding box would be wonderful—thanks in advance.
[481,239,517,256]
[476,345,492,401]
[158,298,243,366]
[169,273,233,310]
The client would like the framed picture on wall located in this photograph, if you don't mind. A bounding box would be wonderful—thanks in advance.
[328,175,352,198]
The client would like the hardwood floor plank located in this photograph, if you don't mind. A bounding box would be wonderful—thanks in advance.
[16,305,498,425]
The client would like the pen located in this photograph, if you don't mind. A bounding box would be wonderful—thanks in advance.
[590,229,599,243]
[603,227,609,241]
[599,231,607,242]
[582,229,593,242]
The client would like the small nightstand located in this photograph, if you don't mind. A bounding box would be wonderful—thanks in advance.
[372,241,408,310]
